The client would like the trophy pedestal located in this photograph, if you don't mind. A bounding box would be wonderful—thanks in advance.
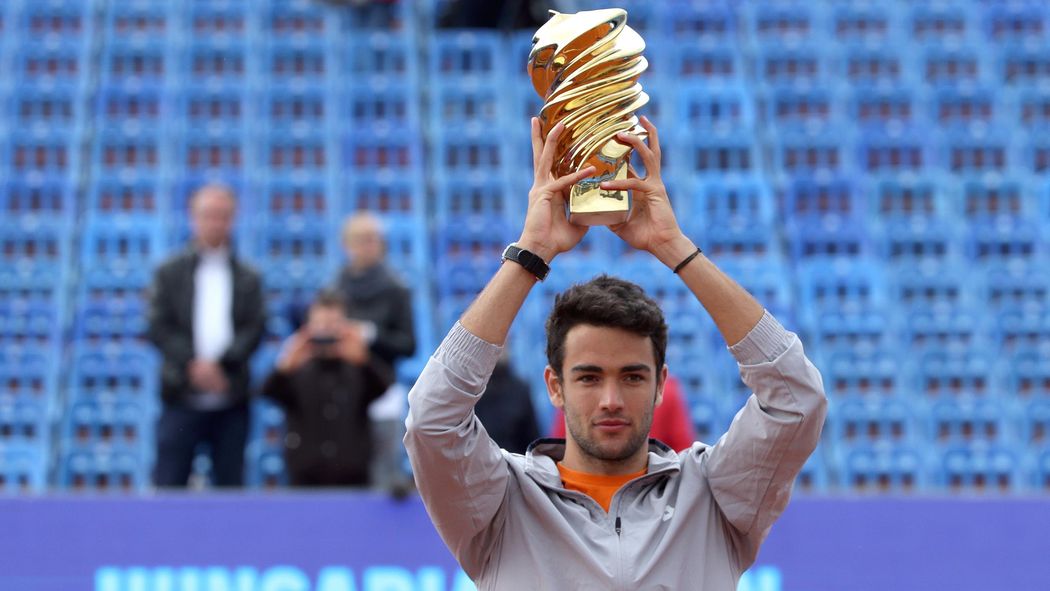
[567,148,632,226]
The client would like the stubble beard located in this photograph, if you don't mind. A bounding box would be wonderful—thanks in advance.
[565,400,655,463]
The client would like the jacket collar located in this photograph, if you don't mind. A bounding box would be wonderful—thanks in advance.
[522,438,681,490]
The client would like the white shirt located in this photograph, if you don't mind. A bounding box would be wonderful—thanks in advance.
[192,247,234,409]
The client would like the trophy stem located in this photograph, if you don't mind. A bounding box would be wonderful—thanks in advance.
[567,158,631,226]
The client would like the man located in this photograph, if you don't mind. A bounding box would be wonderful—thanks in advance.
[334,212,415,492]
[147,184,265,488]
[405,117,827,589]
[261,290,393,487]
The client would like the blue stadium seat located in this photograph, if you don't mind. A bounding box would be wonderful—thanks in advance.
[939,130,1011,174]
[263,86,330,132]
[868,173,945,218]
[1007,348,1050,399]
[754,42,828,87]
[0,443,47,494]
[181,1,251,42]
[967,217,1043,261]
[798,257,886,315]
[787,216,868,260]
[1020,400,1050,447]
[260,0,335,42]
[341,171,424,219]
[430,31,501,80]
[1,177,74,222]
[823,348,901,398]
[0,344,56,404]
[994,308,1050,352]
[998,43,1050,87]
[983,4,1047,43]
[1036,450,1050,492]
[929,399,1011,445]
[938,443,1022,493]
[888,260,977,311]
[100,34,170,90]
[341,126,421,176]
[762,84,836,130]
[174,125,249,175]
[263,37,331,85]
[86,173,163,217]
[0,285,65,346]
[430,77,502,130]
[90,128,165,178]
[795,444,830,493]
[957,174,1030,220]
[809,308,896,353]
[701,220,779,260]
[259,128,331,174]
[346,76,418,131]
[832,46,909,89]
[659,2,734,41]
[251,219,338,291]
[6,129,82,177]
[80,214,165,276]
[105,0,173,40]
[839,442,927,494]
[873,216,963,264]
[670,130,759,178]
[432,125,504,174]
[176,83,248,131]
[64,399,151,455]
[256,173,330,223]
[68,345,158,408]
[857,128,931,174]
[983,258,1050,312]
[433,171,514,224]
[58,449,149,493]
[9,86,83,134]
[784,175,860,221]
[676,83,754,133]
[744,2,817,44]
[665,43,744,83]
[95,83,167,134]
[74,295,149,343]
[922,45,989,87]
[1023,132,1050,175]
[689,397,727,448]
[828,398,918,446]
[0,217,71,280]
[177,38,249,85]
[929,86,999,131]
[914,350,995,399]
[829,3,892,44]
[907,3,973,44]
[714,256,795,321]
[849,87,919,130]
[0,398,48,446]
[342,31,418,78]
[1015,87,1050,129]
[688,176,775,228]
[771,129,850,178]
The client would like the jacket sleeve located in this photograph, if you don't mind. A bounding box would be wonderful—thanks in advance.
[403,322,508,579]
[146,262,194,372]
[220,267,266,370]
[372,283,417,363]
[260,370,297,410]
[698,311,827,568]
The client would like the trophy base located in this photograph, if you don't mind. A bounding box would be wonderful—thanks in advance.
[566,161,631,226]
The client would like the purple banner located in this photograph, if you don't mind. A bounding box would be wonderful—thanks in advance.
[2,493,1048,590]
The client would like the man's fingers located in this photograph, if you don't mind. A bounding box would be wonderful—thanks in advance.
[538,121,565,177]
[549,165,596,192]
[639,115,661,160]
[616,131,658,176]
[530,117,542,171]
[599,178,648,193]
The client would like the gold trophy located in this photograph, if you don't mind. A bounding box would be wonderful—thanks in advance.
[528,8,649,226]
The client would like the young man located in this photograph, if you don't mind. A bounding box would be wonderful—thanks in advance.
[262,290,392,487]
[404,117,827,589]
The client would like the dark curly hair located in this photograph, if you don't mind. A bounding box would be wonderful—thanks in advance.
[545,275,667,378]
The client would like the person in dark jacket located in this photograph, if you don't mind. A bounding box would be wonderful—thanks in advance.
[474,355,541,454]
[146,184,265,488]
[261,290,393,487]
[334,212,415,491]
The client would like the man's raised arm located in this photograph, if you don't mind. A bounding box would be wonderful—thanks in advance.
[404,119,595,578]
[603,117,828,568]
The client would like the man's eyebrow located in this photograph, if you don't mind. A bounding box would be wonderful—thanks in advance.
[569,364,652,373]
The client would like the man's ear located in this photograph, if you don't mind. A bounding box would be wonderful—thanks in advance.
[544,365,564,409]
[654,364,668,407]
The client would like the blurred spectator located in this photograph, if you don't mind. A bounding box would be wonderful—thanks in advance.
[549,374,696,452]
[474,354,541,454]
[147,185,265,488]
[262,290,393,487]
[333,212,416,492]
[437,0,550,29]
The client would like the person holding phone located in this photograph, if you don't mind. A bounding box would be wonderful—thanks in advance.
[261,290,393,487]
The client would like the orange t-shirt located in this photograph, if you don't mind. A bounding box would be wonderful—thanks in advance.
[557,463,647,512]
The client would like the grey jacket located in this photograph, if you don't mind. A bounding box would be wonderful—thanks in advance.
[405,312,827,590]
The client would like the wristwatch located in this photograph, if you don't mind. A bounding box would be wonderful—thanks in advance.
[501,243,550,281]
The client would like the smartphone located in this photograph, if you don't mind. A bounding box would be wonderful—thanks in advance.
[309,334,339,347]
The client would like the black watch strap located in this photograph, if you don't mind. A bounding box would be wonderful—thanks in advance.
[502,243,550,281]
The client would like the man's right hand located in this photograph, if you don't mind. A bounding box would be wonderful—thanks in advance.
[517,118,596,263]
[188,359,229,394]
[276,331,313,374]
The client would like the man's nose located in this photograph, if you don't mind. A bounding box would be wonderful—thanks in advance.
[598,382,625,412]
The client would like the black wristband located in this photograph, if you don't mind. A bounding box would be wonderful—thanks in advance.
[672,247,702,274]
[502,243,550,281]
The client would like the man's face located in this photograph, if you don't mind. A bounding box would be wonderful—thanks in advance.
[343,219,384,270]
[546,324,665,472]
[307,305,345,358]
[190,188,236,249]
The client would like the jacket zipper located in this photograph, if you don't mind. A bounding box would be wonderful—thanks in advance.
[614,516,621,536]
